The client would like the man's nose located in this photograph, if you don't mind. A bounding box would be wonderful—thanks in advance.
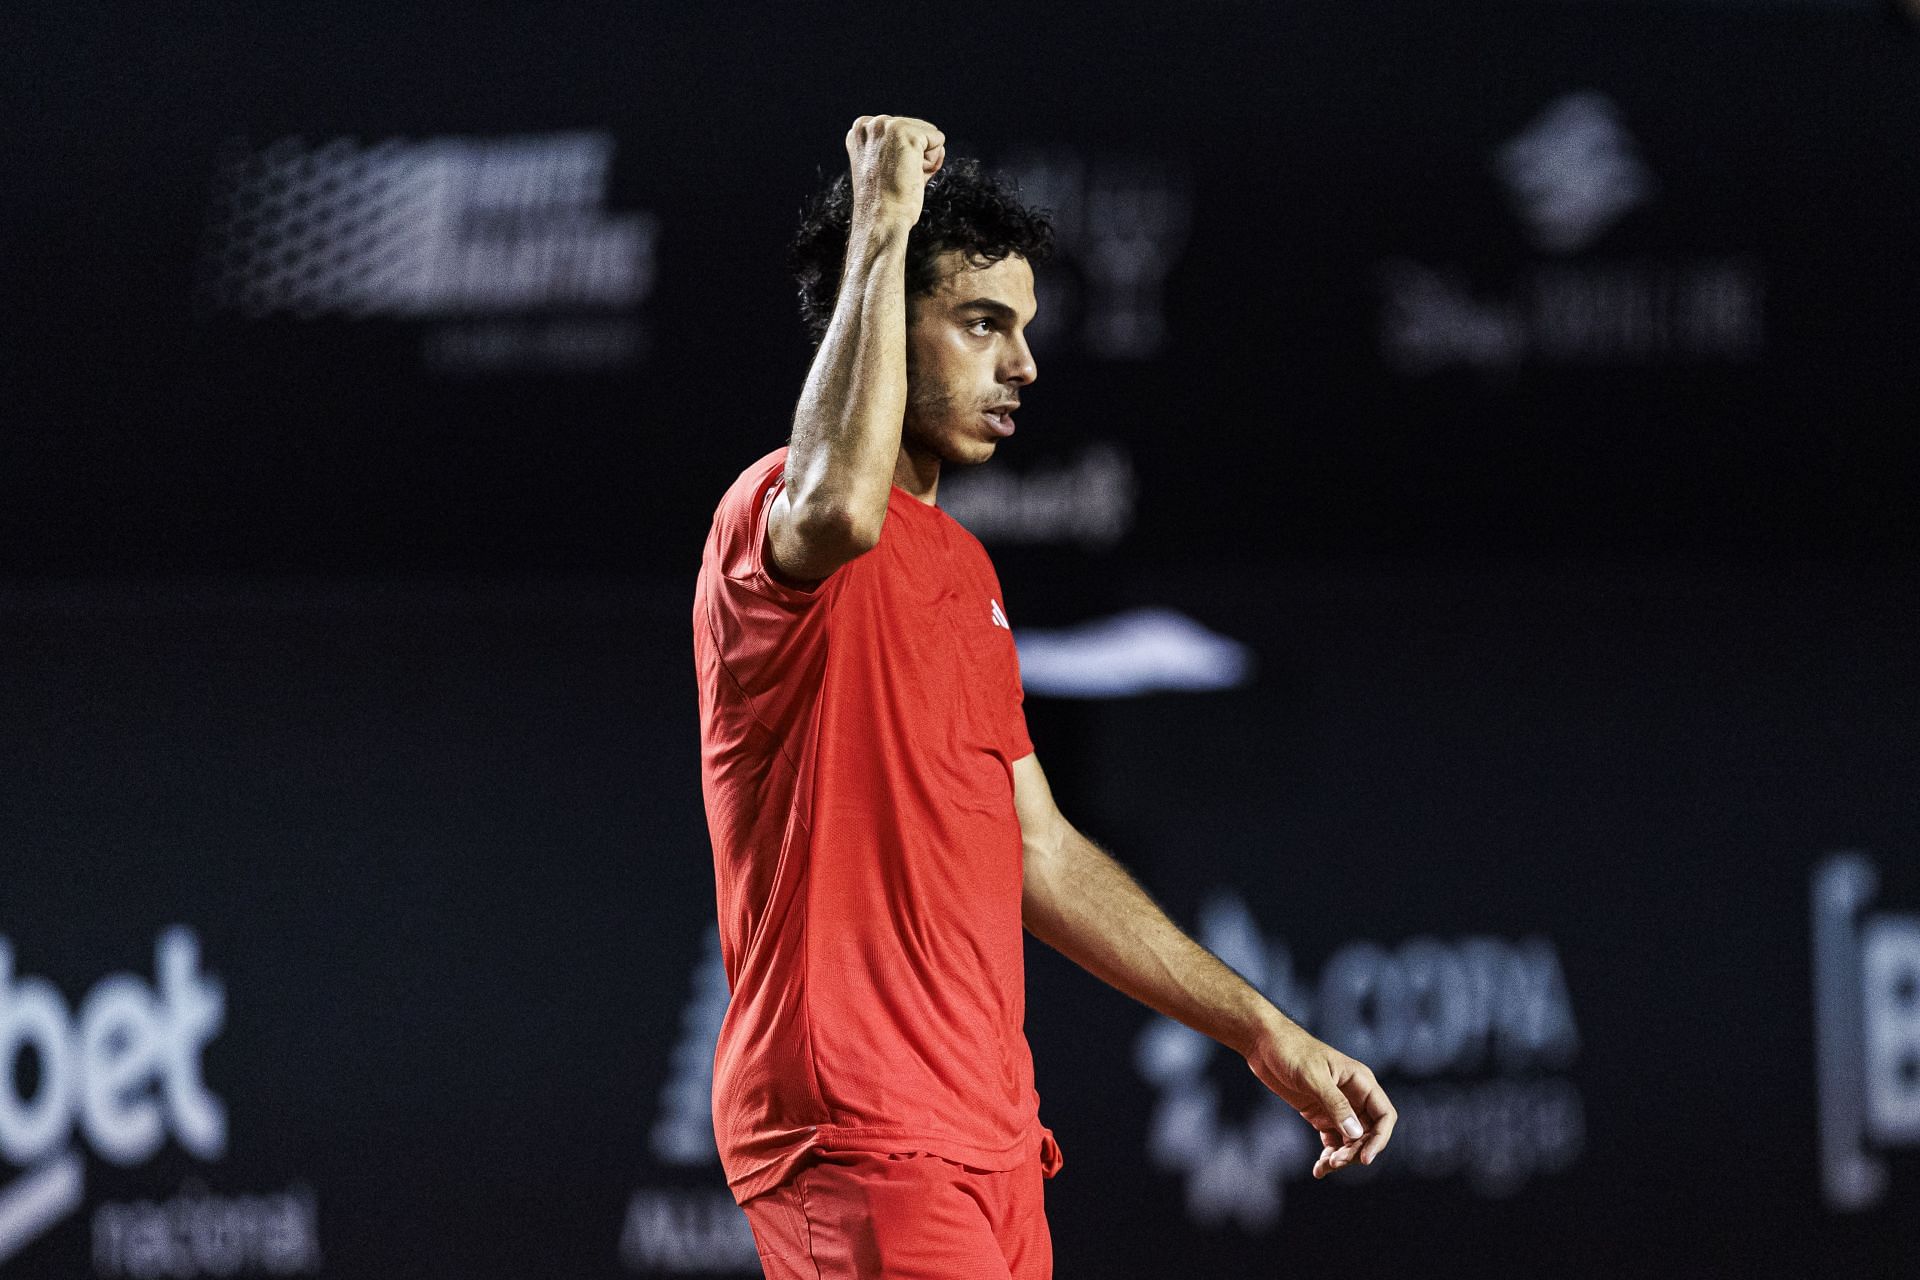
[1004,336,1037,387]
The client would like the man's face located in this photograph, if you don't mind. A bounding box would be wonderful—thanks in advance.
[903,251,1039,466]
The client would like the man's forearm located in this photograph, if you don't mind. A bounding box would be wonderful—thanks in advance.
[1022,824,1286,1055]
[782,217,913,536]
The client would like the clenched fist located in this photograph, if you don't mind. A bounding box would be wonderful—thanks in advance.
[845,114,946,228]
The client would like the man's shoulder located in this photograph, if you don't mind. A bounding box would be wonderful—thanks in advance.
[702,446,828,601]
[705,447,789,543]
[694,447,771,570]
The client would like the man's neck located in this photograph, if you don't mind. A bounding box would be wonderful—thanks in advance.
[892,443,941,506]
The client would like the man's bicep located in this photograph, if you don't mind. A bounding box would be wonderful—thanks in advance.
[1013,752,1065,856]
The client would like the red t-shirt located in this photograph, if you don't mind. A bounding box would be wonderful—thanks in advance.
[693,447,1057,1204]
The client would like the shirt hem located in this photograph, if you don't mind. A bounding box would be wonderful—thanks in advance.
[724,1117,1051,1204]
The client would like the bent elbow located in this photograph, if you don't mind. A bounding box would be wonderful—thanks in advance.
[794,499,885,562]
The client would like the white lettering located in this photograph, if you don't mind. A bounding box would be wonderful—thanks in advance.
[0,929,226,1171]
[204,134,659,328]
[77,979,162,1167]
[618,1190,758,1274]
[650,927,729,1168]
[155,930,225,1161]
[941,444,1138,551]
[1862,917,1920,1144]
[1138,893,1586,1230]
[0,945,76,1166]
[1312,935,1577,1078]
[1397,937,1475,1077]
[1379,258,1765,373]
[92,1181,320,1279]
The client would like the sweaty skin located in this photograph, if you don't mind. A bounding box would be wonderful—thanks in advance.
[770,114,947,584]
[894,252,1036,501]
[771,113,1397,1180]
[1013,755,1397,1175]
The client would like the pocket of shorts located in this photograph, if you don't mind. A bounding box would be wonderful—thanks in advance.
[740,1185,810,1265]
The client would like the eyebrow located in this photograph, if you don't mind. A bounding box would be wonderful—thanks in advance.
[953,298,1020,322]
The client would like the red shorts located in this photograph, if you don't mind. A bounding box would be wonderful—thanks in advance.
[740,1133,1063,1280]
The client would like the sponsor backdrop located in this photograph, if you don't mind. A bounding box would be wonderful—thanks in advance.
[6,3,1917,1278]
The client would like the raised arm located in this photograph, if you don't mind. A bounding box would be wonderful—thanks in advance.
[767,115,946,584]
[1012,752,1397,1177]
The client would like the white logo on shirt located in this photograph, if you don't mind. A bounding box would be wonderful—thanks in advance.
[989,599,1010,630]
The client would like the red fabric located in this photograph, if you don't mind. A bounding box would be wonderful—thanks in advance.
[693,447,1054,1205]
[740,1132,1063,1280]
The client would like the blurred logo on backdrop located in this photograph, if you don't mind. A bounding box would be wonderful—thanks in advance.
[992,150,1191,361]
[1377,90,1765,375]
[0,928,320,1276]
[620,925,757,1275]
[1813,852,1920,1213]
[1136,892,1584,1230]
[941,442,1139,552]
[1013,609,1253,699]
[198,132,658,374]
[1498,91,1655,255]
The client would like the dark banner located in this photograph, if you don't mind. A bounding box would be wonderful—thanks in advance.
[8,1,1920,1276]
[8,3,1919,573]
[3,568,1916,1277]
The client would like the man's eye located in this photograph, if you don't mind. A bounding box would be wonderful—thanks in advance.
[968,318,994,335]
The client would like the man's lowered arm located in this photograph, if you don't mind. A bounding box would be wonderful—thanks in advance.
[1012,751,1396,1177]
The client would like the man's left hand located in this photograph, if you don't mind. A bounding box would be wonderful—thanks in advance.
[1242,1013,1397,1179]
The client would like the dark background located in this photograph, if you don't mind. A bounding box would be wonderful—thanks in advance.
[5,2,1917,1276]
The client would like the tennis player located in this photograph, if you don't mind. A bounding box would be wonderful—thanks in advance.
[693,114,1395,1280]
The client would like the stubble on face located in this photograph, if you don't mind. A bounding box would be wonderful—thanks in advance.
[902,366,964,460]
[900,253,1035,469]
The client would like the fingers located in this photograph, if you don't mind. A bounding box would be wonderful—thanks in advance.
[1294,1063,1361,1178]
[1350,1072,1398,1166]
[1312,1132,1363,1179]
[842,116,946,223]
[1310,1127,1348,1181]
[1314,1079,1364,1146]
[1309,1060,1396,1178]
[1246,1030,1396,1181]
[845,115,944,155]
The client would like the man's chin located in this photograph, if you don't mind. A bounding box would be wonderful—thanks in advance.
[944,435,1002,466]
[906,422,1001,468]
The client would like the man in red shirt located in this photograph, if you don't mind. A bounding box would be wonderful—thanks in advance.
[693,115,1396,1280]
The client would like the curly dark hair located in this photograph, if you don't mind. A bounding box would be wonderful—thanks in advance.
[789,156,1054,347]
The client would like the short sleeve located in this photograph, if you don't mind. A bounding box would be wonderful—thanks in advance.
[1006,658,1035,761]
[714,461,830,609]
[699,453,842,711]
[1003,586,1034,760]
[977,551,1034,763]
